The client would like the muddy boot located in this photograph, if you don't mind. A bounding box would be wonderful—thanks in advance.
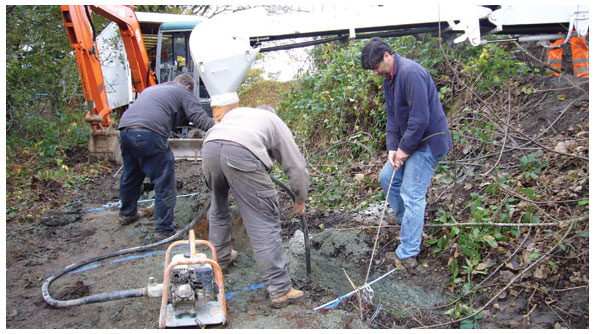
[385,251,397,263]
[119,213,140,226]
[270,287,304,309]
[220,250,238,274]
[395,257,417,271]
[143,229,177,244]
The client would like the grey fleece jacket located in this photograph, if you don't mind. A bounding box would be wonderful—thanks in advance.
[118,81,214,137]
[204,107,309,203]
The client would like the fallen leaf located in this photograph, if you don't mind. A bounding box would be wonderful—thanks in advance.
[554,142,569,154]
[476,258,496,271]
[533,267,546,280]
[500,270,515,280]
[506,259,522,271]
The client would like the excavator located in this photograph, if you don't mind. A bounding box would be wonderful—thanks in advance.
[61,5,588,163]
[61,5,157,162]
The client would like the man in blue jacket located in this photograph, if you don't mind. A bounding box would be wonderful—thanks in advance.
[361,37,452,269]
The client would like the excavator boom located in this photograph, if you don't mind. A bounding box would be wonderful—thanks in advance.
[61,5,157,162]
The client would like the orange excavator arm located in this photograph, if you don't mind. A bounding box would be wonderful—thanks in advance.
[60,5,157,133]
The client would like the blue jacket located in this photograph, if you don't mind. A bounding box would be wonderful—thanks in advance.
[383,54,452,157]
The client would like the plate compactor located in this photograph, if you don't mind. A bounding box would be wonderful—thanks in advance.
[156,230,226,328]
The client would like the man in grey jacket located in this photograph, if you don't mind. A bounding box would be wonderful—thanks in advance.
[118,74,214,239]
[202,102,308,308]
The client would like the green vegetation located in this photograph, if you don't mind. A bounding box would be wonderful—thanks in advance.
[247,34,585,326]
[6,6,106,219]
[5,6,588,327]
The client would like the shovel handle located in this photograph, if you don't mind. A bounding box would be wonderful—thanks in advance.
[270,175,312,277]
[301,214,311,277]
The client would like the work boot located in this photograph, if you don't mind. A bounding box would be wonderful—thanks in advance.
[270,287,304,309]
[119,213,140,226]
[395,256,417,271]
[221,250,238,274]
[156,229,177,239]
[143,229,177,244]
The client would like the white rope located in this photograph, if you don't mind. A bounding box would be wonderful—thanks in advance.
[364,168,397,284]
[313,268,397,312]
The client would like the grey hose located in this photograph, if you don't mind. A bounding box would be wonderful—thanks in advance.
[42,176,303,308]
[41,200,211,308]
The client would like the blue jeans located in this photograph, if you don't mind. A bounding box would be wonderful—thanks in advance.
[379,144,445,259]
[119,128,177,234]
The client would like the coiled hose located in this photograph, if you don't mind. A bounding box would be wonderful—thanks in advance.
[41,200,211,307]
[41,175,310,308]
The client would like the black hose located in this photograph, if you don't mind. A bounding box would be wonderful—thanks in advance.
[41,200,211,308]
[270,176,311,277]
[42,176,305,308]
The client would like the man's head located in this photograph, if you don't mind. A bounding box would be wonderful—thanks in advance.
[211,92,241,123]
[361,37,394,79]
[256,104,276,114]
[173,74,194,91]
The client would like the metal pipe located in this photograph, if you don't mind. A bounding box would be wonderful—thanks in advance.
[301,215,311,277]
[270,175,311,278]
[189,229,197,256]
[481,33,577,44]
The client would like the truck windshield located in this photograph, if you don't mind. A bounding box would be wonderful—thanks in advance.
[158,32,193,83]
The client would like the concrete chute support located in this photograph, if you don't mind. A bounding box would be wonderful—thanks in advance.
[189,11,260,109]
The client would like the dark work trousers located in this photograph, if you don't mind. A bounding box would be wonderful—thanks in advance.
[202,140,291,299]
[119,128,177,234]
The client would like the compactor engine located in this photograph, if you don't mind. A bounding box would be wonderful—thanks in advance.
[169,253,217,318]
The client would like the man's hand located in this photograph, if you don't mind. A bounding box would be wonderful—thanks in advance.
[388,148,410,170]
[293,202,306,216]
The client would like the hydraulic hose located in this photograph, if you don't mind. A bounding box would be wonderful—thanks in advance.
[42,177,304,308]
[41,199,211,308]
[270,176,311,277]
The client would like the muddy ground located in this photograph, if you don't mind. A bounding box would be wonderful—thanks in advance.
[5,163,585,329]
[5,75,589,329]
[6,159,454,329]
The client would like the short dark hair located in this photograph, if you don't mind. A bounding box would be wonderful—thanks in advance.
[173,74,194,91]
[360,37,393,70]
[256,104,276,114]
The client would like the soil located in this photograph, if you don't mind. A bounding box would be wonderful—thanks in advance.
[5,76,589,329]
[6,159,450,329]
